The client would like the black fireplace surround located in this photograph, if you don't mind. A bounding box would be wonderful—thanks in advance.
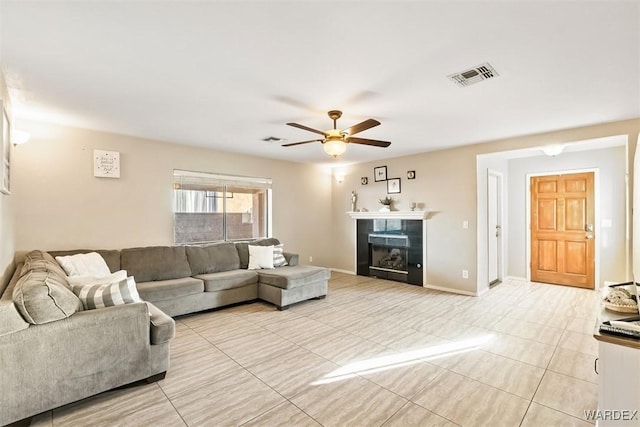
[356,219,423,285]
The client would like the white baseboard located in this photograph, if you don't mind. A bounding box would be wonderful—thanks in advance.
[423,283,478,297]
[330,268,356,275]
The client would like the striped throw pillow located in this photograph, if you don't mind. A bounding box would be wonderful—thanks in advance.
[72,276,142,310]
[273,244,288,267]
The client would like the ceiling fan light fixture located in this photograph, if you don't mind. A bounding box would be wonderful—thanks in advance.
[323,136,347,158]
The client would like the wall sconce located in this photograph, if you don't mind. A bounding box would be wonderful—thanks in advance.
[12,129,31,146]
[541,144,565,157]
[335,173,345,184]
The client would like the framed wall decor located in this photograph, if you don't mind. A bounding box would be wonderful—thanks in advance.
[387,178,401,194]
[361,177,368,185]
[374,166,387,182]
[1,105,11,195]
[407,170,416,180]
[93,149,121,178]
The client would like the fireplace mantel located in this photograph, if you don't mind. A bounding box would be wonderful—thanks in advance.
[347,210,434,220]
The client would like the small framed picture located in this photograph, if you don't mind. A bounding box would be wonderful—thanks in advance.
[374,166,387,182]
[93,149,121,178]
[407,170,416,180]
[387,178,401,194]
[361,177,368,185]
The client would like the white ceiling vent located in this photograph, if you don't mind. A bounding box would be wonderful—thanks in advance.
[448,63,499,87]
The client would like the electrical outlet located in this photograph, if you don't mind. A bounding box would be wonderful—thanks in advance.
[309,256,313,263]
[462,221,469,229]
[462,269,469,279]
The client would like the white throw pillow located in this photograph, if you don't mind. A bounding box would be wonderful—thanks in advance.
[55,252,111,277]
[72,276,142,310]
[273,244,288,267]
[248,245,275,270]
[66,270,128,287]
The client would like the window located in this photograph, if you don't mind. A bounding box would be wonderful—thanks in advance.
[173,170,272,244]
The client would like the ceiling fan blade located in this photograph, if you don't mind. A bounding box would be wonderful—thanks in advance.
[286,122,327,136]
[347,137,391,147]
[342,118,380,136]
[282,139,323,147]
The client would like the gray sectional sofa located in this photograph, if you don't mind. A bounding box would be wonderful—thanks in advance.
[0,238,330,426]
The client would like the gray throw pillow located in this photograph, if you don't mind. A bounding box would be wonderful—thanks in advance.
[20,250,68,279]
[13,270,82,325]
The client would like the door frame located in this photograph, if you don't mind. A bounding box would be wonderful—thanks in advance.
[487,169,504,286]
[526,168,600,288]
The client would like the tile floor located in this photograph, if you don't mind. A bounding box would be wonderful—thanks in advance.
[31,272,601,426]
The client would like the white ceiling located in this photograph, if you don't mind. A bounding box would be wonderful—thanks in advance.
[1,1,639,167]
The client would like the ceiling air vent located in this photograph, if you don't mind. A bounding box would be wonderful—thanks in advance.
[448,62,499,87]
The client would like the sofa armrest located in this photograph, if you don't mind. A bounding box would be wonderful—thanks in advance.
[0,302,154,426]
[146,302,175,344]
[283,252,299,266]
[0,266,29,337]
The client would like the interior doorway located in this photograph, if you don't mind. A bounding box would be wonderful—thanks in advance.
[530,171,595,289]
[488,170,503,286]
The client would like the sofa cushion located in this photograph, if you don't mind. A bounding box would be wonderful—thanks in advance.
[147,302,175,344]
[72,277,143,310]
[121,246,192,282]
[136,277,204,302]
[12,270,82,324]
[49,249,121,273]
[257,265,331,290]
[236,238,280,269]
[194,270,259,292]
[20,250,68,279]
[186,242,240,275]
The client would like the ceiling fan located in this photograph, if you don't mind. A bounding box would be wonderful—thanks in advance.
[283,110,391,158]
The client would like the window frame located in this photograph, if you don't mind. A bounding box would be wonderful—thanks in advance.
[173,169,272,244]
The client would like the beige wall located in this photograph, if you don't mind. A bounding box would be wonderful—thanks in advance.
[331,119,640,295]
[12,120,333,267]
[0,70,16,286]
[8,116,640,295]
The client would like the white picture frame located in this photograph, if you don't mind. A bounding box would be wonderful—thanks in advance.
[93,149,121,178]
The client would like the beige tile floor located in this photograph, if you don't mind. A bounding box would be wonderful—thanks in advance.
[30,272,601,426]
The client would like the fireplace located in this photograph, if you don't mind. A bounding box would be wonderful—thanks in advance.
[356,217,425,286]
[369,233,409,275]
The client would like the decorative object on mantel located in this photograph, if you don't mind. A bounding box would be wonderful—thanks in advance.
[93,149,121,178]
[374,166,387,182]
[407,170,416,180]
[351,190,357,212]
[410,202,417,211]
[361,177,368,185]
[387,178,401,194]
[379,196,393,212]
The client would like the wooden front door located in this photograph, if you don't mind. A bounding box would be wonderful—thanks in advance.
[531,172,595,289]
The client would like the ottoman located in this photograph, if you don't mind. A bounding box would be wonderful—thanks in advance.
[257,265,330,310]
